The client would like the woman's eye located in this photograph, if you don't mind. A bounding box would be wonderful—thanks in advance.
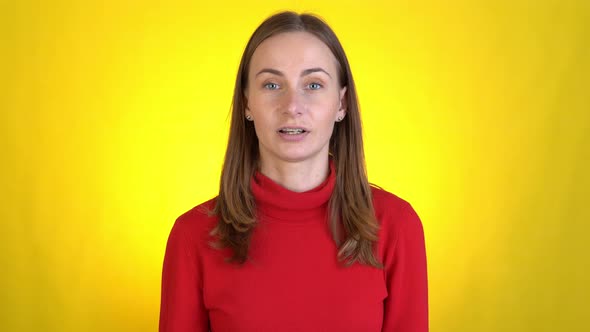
[308,82,322,90]
[264,83,279,90]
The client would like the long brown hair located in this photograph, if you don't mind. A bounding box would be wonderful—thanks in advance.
[211,11,382,268]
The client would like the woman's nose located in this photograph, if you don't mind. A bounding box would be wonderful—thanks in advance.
[282,88,303,116]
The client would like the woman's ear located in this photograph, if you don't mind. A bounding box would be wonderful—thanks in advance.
[338,86,347,120]
[245,106,253,121]
[244,90,250,113]
[243,89,249,107]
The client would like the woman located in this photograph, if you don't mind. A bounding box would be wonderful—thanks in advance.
[160,11,428,332]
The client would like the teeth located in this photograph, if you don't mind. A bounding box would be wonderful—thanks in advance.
[281,128,304,134]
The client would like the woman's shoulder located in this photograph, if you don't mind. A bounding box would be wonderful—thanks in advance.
[176,197,218,221]
[370,185,422,231]
[370,185,425,259]
[169,197,219,240]
[371,185,413,214]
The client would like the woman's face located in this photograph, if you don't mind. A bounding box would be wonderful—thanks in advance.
[245,31,346,168]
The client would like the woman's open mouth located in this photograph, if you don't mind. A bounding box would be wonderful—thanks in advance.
[277,127,309,141]
[279,128,307,135]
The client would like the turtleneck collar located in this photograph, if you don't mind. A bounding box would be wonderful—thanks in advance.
[251,161,336,222]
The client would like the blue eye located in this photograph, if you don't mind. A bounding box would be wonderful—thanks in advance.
[264,82,279,90]
[308,83,322,90]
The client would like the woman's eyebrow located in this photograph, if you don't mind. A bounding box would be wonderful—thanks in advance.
[255,67,332,78]
[301,67,331,78]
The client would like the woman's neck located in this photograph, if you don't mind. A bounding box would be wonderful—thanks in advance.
[258,156,330,193]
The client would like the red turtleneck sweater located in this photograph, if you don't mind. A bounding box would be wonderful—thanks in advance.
[159,166,428,331]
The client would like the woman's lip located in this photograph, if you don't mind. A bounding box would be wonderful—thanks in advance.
[277,126,310,131]
[277,131,309,142]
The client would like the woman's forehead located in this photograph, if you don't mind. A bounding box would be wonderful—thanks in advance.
[249,32,339,77]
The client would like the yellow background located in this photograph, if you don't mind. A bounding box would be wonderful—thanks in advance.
[2,0,588,331]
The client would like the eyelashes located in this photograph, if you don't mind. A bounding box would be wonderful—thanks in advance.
[263,82,280,90]
[262,82,324,90]
[308,83,322,90]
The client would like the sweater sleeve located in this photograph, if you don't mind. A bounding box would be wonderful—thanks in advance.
[382,203,429,332]
[159,218,209,332]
